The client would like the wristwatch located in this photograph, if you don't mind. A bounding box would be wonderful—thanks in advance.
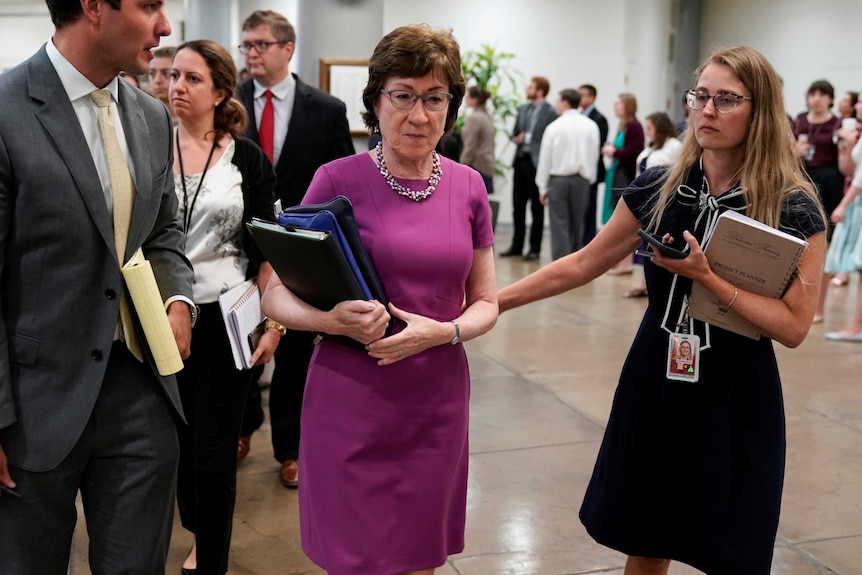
[265,318,287,337]
[449,321,461,345]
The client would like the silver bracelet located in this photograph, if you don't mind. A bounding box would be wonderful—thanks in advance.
[449,321,461,345]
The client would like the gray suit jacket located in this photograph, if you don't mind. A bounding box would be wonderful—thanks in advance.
[512,101,557,167]
[0,47,194,472]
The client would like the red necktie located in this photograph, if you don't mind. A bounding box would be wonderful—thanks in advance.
[259,90,275,162]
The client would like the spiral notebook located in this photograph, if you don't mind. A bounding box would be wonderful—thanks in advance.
[688,210,808,339]
[218,279,263,370]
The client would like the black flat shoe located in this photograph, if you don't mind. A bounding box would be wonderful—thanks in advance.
[181,568,196,575]
[498,247,522,257]
[523,252,540,261]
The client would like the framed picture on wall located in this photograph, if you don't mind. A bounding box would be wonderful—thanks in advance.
[319,58,369,136]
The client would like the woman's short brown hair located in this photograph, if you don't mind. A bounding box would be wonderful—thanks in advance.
[361,25,465,134]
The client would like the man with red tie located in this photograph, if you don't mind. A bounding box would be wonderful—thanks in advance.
[236,10,354,489]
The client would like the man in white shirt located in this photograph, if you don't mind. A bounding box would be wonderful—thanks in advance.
[535,89,600,260]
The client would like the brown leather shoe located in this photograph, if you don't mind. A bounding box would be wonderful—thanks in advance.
[280,460,299,489]
[237,435,251,463]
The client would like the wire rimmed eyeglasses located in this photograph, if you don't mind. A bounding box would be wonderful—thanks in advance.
[238,41,285,55]
[381,89,453,112]
[686,89,752,113]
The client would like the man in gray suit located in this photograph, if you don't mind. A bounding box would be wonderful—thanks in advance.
[501,76,557,261]
[0,1,194,573]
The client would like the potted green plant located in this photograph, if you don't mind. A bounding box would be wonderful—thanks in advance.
[458,45,521,230]
[459,44,521,138]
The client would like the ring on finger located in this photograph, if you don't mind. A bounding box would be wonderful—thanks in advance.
[397,349,404,358]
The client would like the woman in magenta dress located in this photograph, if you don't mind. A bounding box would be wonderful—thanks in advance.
[261,25,498,575]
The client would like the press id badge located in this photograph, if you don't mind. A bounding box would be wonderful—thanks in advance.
[667,333,700,383]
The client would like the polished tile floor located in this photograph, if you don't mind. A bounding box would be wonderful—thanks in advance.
[73,230,862,574]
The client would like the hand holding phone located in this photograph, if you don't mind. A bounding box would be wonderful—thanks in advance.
[247,319,267,352]
[637,229,688,259]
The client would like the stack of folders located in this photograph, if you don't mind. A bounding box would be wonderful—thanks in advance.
[248,196,397,348]
[277,196,389,310]
[247,219,370,311]
[688,210,808,339]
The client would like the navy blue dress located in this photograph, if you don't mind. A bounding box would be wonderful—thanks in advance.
[579,166,825,574]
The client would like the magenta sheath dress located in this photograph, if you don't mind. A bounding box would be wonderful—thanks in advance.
[297,152,493,575]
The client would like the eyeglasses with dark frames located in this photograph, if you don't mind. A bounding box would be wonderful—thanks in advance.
[686,89,752,113]
[238,41,285,55]
[381,89,453,112]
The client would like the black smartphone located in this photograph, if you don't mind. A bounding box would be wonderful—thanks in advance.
[247,319,267,352]
[637,229,688,259]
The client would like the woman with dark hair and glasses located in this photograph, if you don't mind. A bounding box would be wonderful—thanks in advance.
[261,25,498,575]
[498,46,825,574]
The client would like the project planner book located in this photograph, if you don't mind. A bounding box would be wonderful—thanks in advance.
[688,210,808,339]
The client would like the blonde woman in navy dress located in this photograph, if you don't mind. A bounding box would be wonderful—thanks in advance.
[262,25,498,575]
[498,47,826,574]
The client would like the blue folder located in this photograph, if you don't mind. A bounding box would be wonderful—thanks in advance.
[276,207,374,301]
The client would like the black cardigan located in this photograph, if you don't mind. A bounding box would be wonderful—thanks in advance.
[230,136,276,280]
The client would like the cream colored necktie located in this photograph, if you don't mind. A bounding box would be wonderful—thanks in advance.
[90,89,143,361]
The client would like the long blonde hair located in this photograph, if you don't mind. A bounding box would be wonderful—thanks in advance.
[649,46,821,231]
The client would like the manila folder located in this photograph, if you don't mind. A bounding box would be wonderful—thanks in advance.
[121,248,184,375]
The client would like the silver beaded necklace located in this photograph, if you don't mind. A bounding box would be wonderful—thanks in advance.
[374,142,441,202]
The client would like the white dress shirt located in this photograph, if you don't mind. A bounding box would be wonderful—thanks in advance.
[46,39,135,216]
[534,109,600,194]
[635,137,682,176]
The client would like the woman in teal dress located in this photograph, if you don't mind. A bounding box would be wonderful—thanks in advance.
[825,90,862,341]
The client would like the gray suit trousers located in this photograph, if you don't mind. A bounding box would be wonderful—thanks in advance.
[0,344,179,575]
[547,174,591,261]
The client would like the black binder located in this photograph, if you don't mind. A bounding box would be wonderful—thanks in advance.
[247,220,366,311]
[279,196,388,309]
